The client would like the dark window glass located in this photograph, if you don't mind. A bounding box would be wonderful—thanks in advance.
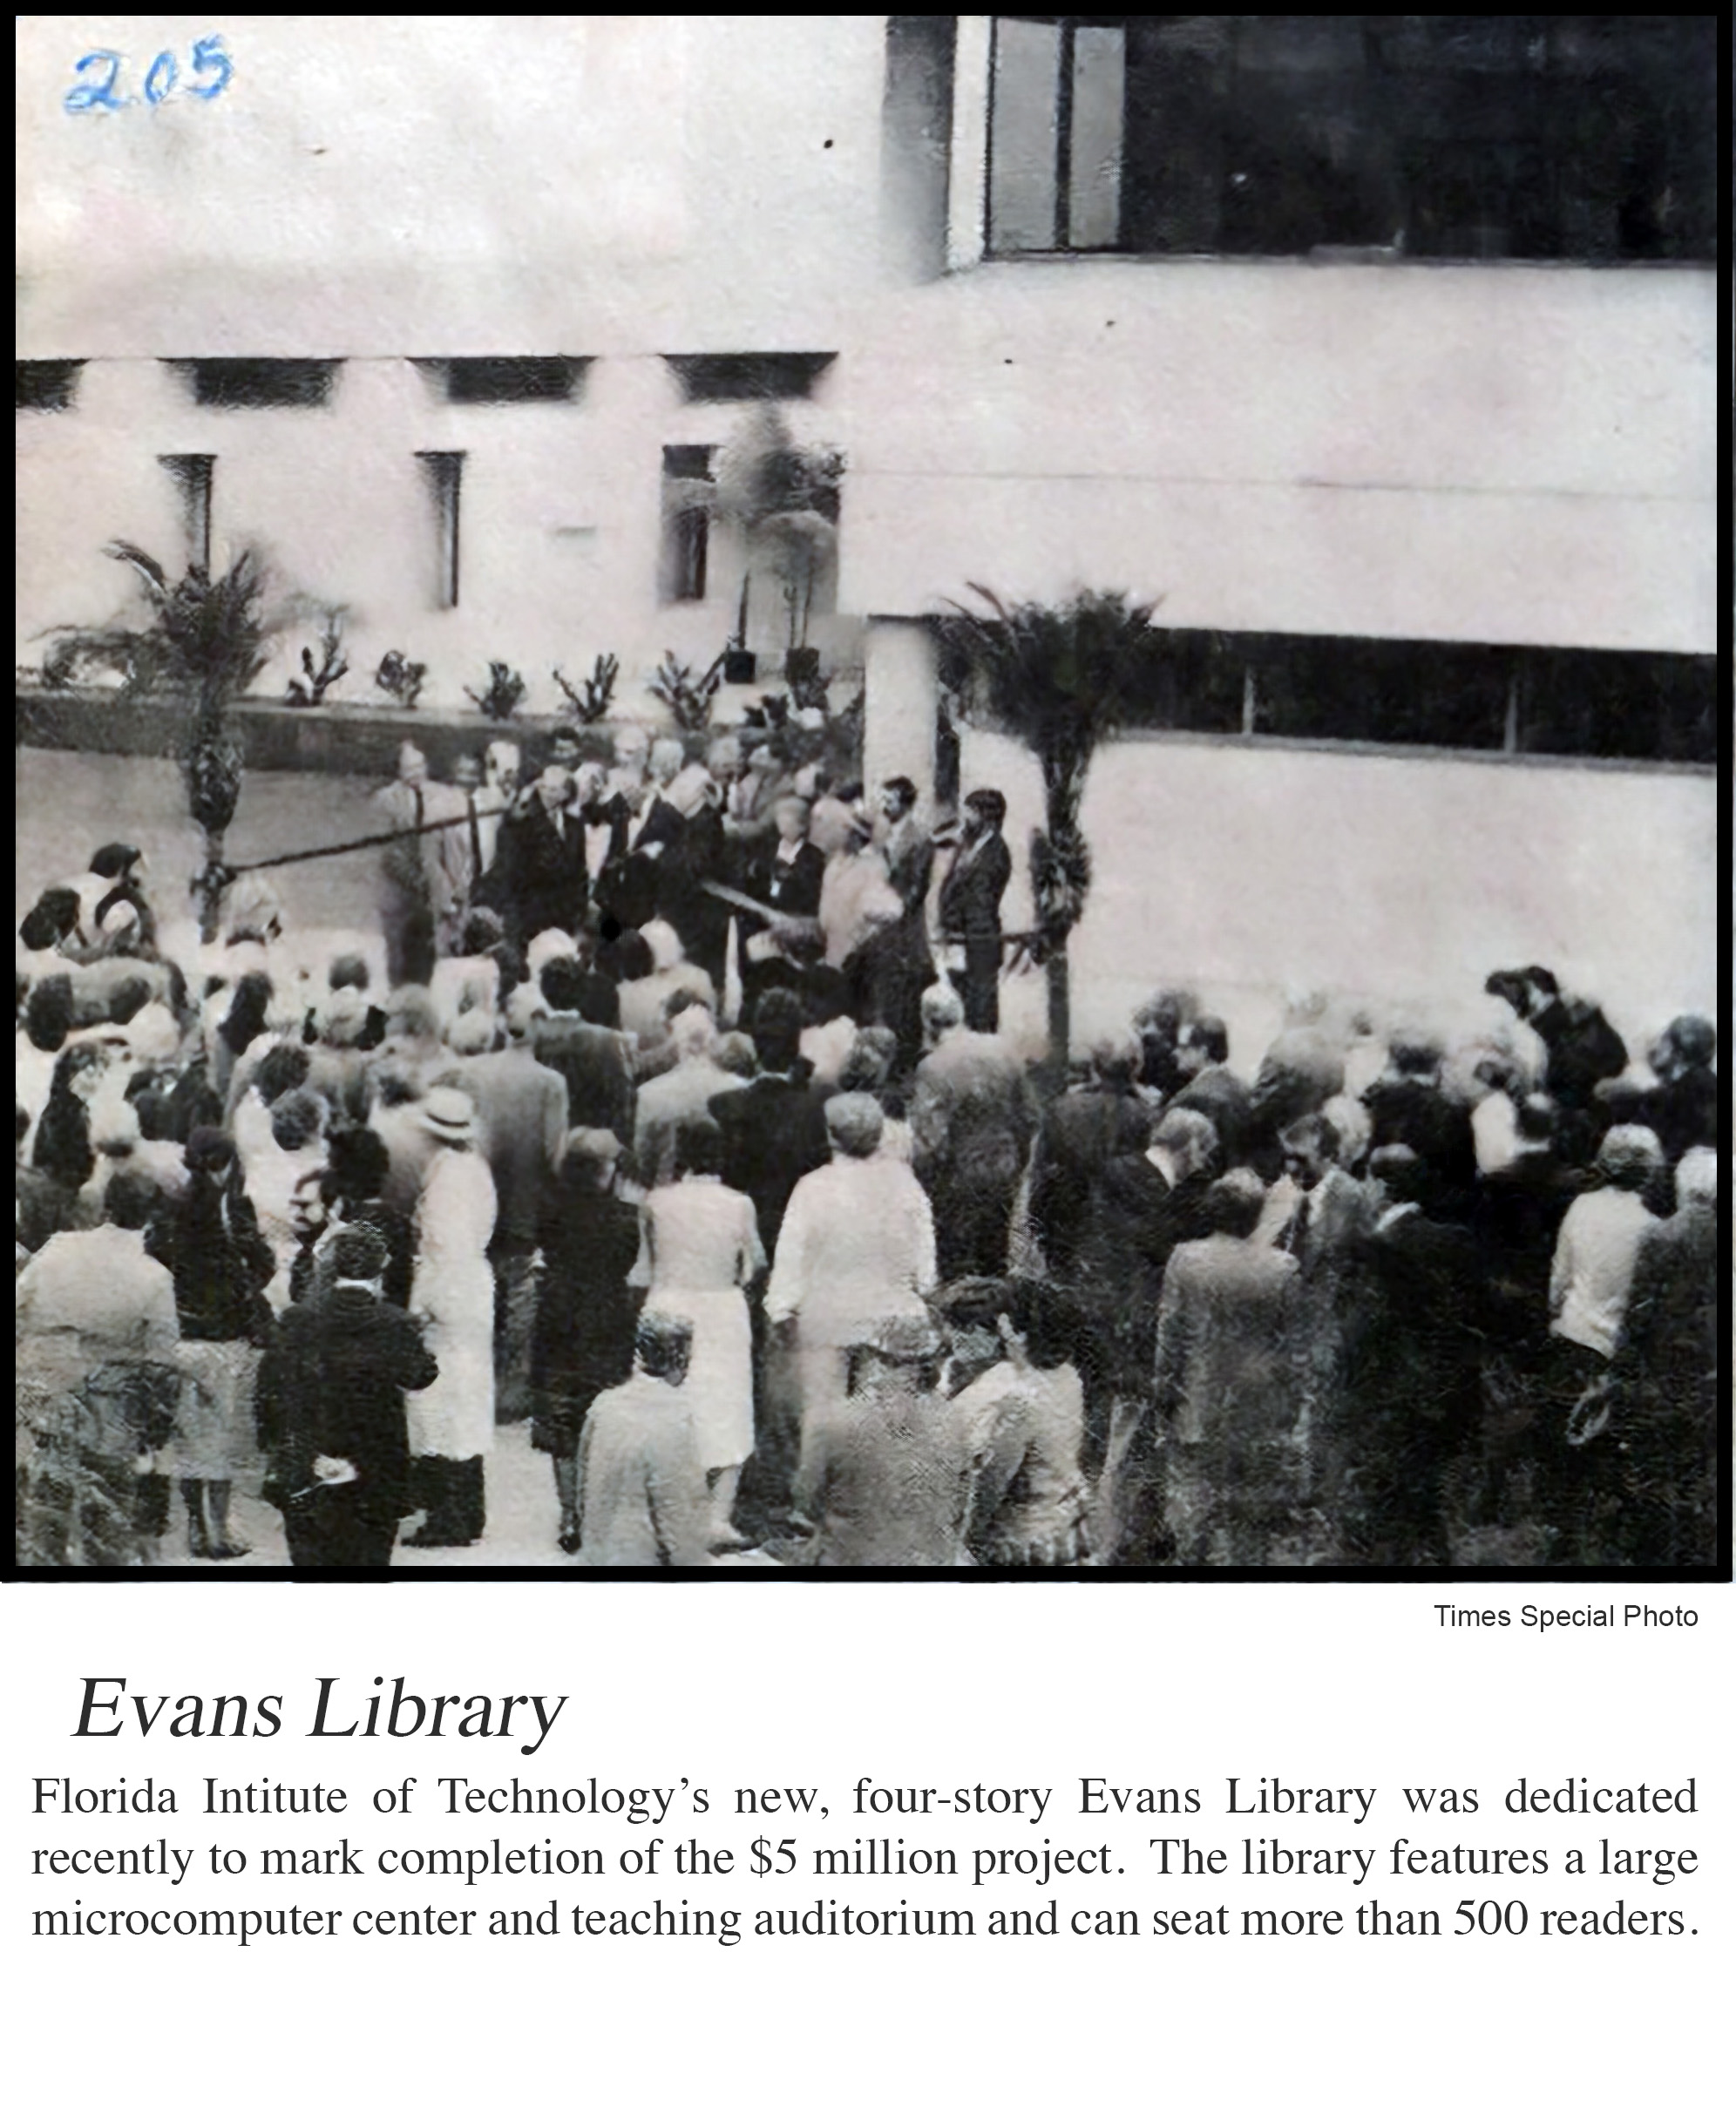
[159,455,215,573]
[661,445,715,603]
[1520,649,1719,764]
[442,357,587,404]
[1248,634,1511,749]
[665,354,837,403]
[184,359,338,409]
[415,452,465,610]
[1123,629,1248,734]
[991,17,1715,263]
[17,360,84,411]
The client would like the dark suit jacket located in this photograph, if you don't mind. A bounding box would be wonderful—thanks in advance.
[1027,1081,1150,1277]
[255,1294,437,1521]
[709,1072,833,1256]
[532,1015,636,1144]
[1168,1064,1255,1170]
[498,800,589,942]
[596,796,685,932]
[749,839,827,922]
[938,833,1012,944]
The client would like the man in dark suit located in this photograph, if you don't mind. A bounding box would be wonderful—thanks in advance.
[708,988,832,1259]
[1486,966,1629,1167]
[1599,1013,1718,1169]
[1166,1014,1254,1168]
[1027,1034,1152,1285]
[595,739,686,933]
[937,787,1013,1034]
[495,766,590,946]
[531,956,635,1144]
[254,1225,438,1568]
[1361,1031,1477,1222]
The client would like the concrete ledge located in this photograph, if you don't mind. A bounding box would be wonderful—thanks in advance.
[17,688,654,778]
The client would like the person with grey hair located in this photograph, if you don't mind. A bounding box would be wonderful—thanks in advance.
[908,979,1035,1281]
[1027,1032,1152,1286]
[791,1312,973,1566]
[1532,1123,1667,1561]
[372,741,446,988]
[1115,1168,1305,1567]
[765,1090,938,1468]
[1614,1147,1718,1565]
[632,1001,746,1189]
[573,1311,713,1567]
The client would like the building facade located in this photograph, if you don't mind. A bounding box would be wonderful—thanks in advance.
[17,17,1718,1047]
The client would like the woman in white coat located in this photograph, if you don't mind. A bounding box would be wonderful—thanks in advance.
[634,1118,764,1544]
[403,1087,498,1547]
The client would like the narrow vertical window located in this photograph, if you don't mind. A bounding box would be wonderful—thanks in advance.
[1068,24,1125,247]
[661,444,714,603]
[416,451,464,610]
[988,18,1061,250]
[159,454,214,572]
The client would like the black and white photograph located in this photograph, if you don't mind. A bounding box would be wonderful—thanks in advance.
[15,16,1721,1576]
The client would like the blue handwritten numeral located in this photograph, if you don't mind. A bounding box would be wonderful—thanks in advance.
[64,36,232,113]
[64,51,130,113]
[186,36,234,101]
[143,51,179,105]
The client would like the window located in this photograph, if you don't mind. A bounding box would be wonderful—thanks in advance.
[985,17,1716,263]
[415,452,465,610]
[159,455,214,573]
[661,444,714,603]
[179,359,340,408]
[17,360,85,412]
[429,357,588,405]
[665,353,837,403]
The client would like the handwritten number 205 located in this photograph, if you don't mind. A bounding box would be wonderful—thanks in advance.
[64,36,233,114]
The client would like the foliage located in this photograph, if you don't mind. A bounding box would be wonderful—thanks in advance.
[14,1383,139,1569]
[712,404,845,654]
[42,541,275,705]
[938,586,1163,960]
[375,650,427,709]
[286,612,349,708]
[465,661,528,722]
[648,649,723,735]
[553,652,620,723]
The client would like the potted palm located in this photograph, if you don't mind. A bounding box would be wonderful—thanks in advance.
[44,541,275,941]
[939,586,1161,1067]
[713,403,844,688]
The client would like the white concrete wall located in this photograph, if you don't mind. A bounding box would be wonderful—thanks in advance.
[956,724,1719,1069]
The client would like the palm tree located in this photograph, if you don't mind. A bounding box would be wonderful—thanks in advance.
[45,542,274,939]
[939,586,1162,1066]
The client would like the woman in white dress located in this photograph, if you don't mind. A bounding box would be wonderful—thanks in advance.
[634,1118,764,1543]
[403,1087,498,1548]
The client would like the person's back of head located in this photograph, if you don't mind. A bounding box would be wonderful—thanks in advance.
[1388,1029,1444,1079]
[371,1066,424,1111]
[504,983,549,1042]
[90,842,142,883]
[1596,1123,1664,1193]
[825,1091,885,1160]
[714,1031,757,1081]
[1514,1092,1558,1148]
[675,1119,722,1179]
[539,957,586,1016]
[384,985,438,1041]
[328,952,370,993]
[839,1027,896,1095]
[1184,1015,1230,1070]
[1154,1106,1220,1180]
[1088,1032,1142,1088]
[329,1223,390,1299]
[1663,1013,1717,1072]
[1674,1147,1718,1211]
[1370,1143,1429,1209]
[254,1041,311,1106]
[103,1168,159,1233]
[607,932,654,985]
[19,889,80,952]
[571,971,620,1028]
[106,975,153,1027]
[802,966,851,1029]
[25,973,74,1054]
[325,1124,391,1205]
[750,987,804,1074]
[270,1088,327,1154]
[1204,1167,1268,1241]
[445,1006,497,1057]
[1013,1277,1081,1372]
[636,1309,694,1386]
[921,981,965,1047]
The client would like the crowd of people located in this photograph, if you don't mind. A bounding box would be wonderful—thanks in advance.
[15,719,1721,1570]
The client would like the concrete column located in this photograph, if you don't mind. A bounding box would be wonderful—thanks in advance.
[947,17,992,270]
[863,615,939,797]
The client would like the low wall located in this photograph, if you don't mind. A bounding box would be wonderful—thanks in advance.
[15,688,628,779]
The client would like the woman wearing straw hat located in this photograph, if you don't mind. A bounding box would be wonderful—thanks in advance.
[402,1085,498,1547]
